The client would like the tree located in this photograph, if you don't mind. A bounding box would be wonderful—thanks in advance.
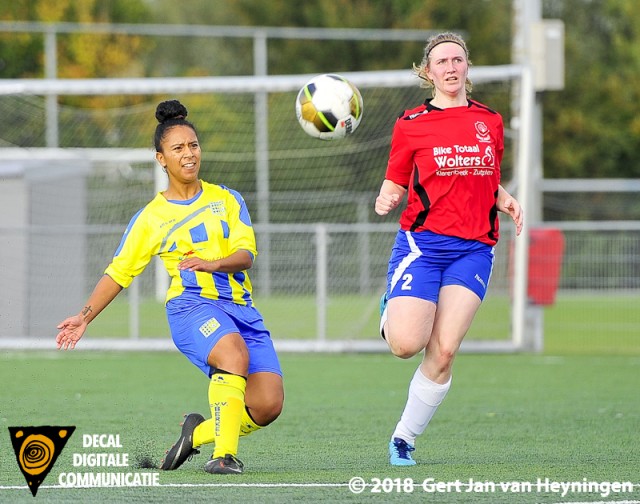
[0,1,150,79]
[3,0,639,179]
[0,0,154,147]
[542,0,640,178]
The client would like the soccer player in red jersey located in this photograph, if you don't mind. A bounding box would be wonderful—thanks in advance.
[375,32,523,466]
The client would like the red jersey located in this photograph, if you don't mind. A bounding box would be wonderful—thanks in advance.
[385,99,504,246]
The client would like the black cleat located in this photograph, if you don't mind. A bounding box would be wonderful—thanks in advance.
[159,413,205,470]
[204,454,244,474]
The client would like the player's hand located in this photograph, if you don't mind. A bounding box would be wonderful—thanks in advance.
[56,315,87,350]
[500,196,523,236]
[178,257,216,273]
[375,193,400,216]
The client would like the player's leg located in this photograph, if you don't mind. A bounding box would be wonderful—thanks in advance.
[201,303,282,474]
[161,300,247,472]
[392,241,494,465]
[381,230,440,358]
[199,376,283,441]
[386,296,437,466]
[383,231,442,465]
[195,360,284,440]
[421,242,494,383]
[385,296,436,358]
[239,310,284,436]
[202,331,249,474]
[388,237,493,465]
[385,295,437,466]
[241,371,284,436]
[389,286,481,465]
[421,285,483,382]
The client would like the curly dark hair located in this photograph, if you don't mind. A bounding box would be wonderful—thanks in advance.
[153,99,198,152]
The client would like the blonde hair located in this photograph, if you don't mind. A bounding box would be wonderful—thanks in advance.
[412,32,473,94]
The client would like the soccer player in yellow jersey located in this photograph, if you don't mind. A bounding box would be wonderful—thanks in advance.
[55,100,284,475]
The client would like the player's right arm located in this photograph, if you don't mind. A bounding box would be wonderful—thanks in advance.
[56,204,154,350]
[375,179,406,216]
[376,116,413,216]
[56,274,123,350]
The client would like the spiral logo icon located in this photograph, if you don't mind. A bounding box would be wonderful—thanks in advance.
[8,425,75,497]
[18,433,56,475]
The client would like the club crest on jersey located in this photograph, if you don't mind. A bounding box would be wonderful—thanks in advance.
[475,121,491,143]
[209,201,225,216]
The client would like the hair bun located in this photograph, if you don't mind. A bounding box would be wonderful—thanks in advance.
[155,99,189,124]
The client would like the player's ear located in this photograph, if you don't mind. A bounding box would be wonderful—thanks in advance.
[155,151,166,169]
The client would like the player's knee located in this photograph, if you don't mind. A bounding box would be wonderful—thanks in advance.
[213,355,249,377]
[252,395,284,426]
[208,333,250,376]
[430,346,457,374]
[387,335,423,359]
[263,399,284,425]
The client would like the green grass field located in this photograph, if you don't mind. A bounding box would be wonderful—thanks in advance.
[1,351,638,503]
[86,293,640,355]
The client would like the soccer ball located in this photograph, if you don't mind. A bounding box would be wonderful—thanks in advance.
[295,74,363,140]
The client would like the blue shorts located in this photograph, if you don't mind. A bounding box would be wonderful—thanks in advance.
[386,230,495,304]
[166,296,282,378]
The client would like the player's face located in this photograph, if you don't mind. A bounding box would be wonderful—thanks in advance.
[426,42,468,98]
[156,125,201,184]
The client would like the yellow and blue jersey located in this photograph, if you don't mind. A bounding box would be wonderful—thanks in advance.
[105,181,257,306]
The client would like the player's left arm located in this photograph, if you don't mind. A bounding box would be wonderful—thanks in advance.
[496,184,523,236]
[178,249,253,274]
[179,190,256,274]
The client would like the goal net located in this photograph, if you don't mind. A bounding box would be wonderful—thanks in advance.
[0,65,529,352]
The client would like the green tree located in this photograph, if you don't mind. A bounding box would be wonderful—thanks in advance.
[3,0,640,180]
[222,0,512,73]
[0,0,151,79]
[0,0,153,147]
[542,0,640,178]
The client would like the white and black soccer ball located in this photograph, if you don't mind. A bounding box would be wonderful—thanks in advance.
[295,73,364,140]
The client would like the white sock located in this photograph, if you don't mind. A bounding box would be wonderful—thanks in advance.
[391,367,452,446]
